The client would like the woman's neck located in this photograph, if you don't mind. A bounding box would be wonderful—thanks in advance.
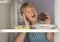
[32,21,38,25]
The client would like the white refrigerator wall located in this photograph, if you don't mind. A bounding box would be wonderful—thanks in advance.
[0,33,9,42]
[0,4,11,29]
[0,1,11,42]
[55,0,60,29]
[54,0,60,42]
[54,33,60,42]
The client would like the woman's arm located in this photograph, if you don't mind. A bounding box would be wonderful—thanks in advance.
[15,33,26,42]
[47,32,54,42]
[45,13,54,42]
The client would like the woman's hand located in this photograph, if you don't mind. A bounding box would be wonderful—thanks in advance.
[23,14,30,25]
[45,13,50,24]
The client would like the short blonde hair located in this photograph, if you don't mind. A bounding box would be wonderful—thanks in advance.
[20,2,35,15]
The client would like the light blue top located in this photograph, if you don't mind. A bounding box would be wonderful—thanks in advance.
[18,20,53,42]
[24,21,50,42]
[26,33,49,42]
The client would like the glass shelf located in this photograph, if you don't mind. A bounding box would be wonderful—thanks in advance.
[0,29,60,32]
[0,24,60,32]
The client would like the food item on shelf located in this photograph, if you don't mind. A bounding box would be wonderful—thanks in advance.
[38,12,48,21]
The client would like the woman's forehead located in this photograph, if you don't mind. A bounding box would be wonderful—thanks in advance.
[23,6,36,13]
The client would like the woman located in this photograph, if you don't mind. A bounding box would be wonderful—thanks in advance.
[15,2,54,42]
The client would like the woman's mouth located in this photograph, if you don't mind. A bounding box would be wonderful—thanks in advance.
[32,14,36,18]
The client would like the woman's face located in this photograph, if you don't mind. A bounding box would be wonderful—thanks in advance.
[24,7,38,22]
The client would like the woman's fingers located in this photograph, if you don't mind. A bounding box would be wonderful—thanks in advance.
[45,19,50,24]
[45,13,51,24]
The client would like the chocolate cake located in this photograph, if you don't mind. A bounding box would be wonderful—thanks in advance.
[38,12,48,21]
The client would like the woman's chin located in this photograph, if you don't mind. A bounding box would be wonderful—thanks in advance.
[31,19,37,22]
